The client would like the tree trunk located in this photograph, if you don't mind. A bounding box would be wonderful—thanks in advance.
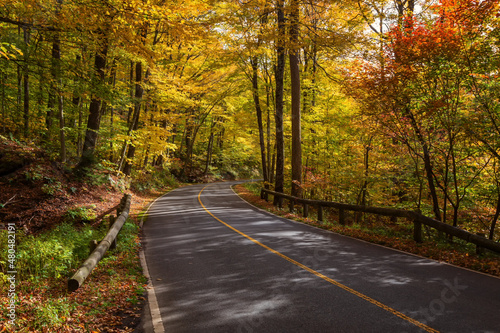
[123,61,144,176]
[289,0,302,198]
[266,78,272,184]
[311,41,318,108]
[204,120,216,176]
[23,69,29,138]
[123,24,149,176]
[46,34,63,140]
[76,98,83,156]
[49,31,66,163]
[58,86,66,162]
[23,28,30,139]
[251,56,269,186]
[127,62,134,122]
[108,59,117,161]
[358,141,372,207]
[78,33,109,169]
[1,72,5,133]
[406,107,442,221]
[274,0,286,204]
[490,189,500,240]
[270,144,276,184]
[143,145,150,169]
[46,94,55,138]
[17,41,22,133]
[70,53,83,154]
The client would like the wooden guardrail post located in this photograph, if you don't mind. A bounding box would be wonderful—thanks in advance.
[260,187,500,255]
[118,195,127,215]
[117,198,123,216]
[413,218,423,243]
[317,205,323,223]
[339,208,346,225]
[476,233,485,255]
[89,240,98,253]
[261,189,269,201]
[108,215,117,250]
[303,203,309,218]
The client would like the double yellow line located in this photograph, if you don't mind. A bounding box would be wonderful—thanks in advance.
[198,185,439,333]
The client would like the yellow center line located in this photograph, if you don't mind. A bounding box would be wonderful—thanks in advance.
[198,185,439,333]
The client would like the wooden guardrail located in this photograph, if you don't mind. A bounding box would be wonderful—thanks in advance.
[261,188,500,254]
[68,193,132,292]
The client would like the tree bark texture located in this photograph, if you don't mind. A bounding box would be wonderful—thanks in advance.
[251,56,269,186]
[274,0,286,204]
[79,34,109,169]
[23,28,30,139]
[405,106,442,221]
[289,0,302,198]
[123,61,144,176]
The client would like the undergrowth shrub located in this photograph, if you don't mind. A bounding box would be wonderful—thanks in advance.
[0,219,143,331]
[114,221,140,254]
[0,223,107,281]
[64,205,97,223]
[131,168,178,192]
[243,181,262,195]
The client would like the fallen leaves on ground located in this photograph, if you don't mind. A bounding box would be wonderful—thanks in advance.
[0,139,168,331]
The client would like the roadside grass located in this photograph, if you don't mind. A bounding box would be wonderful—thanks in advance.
[235,182,500,277]
[0,223,108,283]
[0,193,163,332]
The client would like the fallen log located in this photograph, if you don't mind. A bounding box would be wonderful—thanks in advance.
[68,194,131,292]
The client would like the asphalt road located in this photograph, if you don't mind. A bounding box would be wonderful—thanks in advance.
[139,181,500,333]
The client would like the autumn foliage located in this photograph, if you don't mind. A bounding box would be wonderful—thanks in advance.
[1,0,500,329]
[345,0,500,239]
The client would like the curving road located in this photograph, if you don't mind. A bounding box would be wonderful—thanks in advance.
[138,181,500,333]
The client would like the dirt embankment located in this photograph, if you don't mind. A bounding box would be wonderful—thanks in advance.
[0,138,125,235]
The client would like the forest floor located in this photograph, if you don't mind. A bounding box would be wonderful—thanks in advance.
[0,137,167,332]
[234,183,500,278]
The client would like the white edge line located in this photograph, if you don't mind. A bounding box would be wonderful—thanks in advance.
[139,188,182,333]
[230,183,500,281]
[139,250,164,333]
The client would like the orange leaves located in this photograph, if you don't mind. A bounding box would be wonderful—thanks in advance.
[434,0,499,27]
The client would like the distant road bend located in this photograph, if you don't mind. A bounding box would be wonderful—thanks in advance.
[141,181,500,333]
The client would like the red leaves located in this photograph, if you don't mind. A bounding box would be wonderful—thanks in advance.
[384,0,499,77]
[387,17,461,73]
